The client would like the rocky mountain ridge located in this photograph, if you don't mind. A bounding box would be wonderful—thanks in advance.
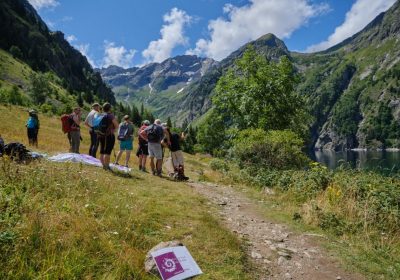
[101,1,400,150]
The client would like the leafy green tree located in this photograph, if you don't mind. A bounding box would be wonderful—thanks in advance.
[213,46,304,132]
[77,92,84,107]
[142,109,155,124]
[197,110,228,155]
[9,45,23,59]
[7,85,25,105]
[83,91,94,104]
[140,102,144,116]
[30,73,50,105]
[167,117,172,128]
[131,104,142,126]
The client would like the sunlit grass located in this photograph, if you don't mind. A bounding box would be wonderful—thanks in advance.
[0,105,254,279]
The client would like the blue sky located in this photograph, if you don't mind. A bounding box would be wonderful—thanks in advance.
[29,0,396,68]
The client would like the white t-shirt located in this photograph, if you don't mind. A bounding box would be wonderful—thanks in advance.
[85,110,98,128]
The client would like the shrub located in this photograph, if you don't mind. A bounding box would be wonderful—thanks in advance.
[232,129,309,170]
[209,158,230,172]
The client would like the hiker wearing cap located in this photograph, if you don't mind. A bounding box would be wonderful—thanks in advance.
[163,126,189,181]
[137,120,150,172]
[26,110,40,147]
[68,107,82,153]
[140,119,169,176]
[115,115,134,167]
[85,103,101,157]
[98,103,119,170]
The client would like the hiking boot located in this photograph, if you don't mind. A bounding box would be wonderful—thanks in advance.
[152,170,157,176]
[103,165,111,171]
[142,167,148,173]
[139,165,142,170]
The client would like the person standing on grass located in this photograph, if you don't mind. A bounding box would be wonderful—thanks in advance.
[26,110,40,148]
[85,103,101,158]
[137,120,150,172]
[68,107,81,153]
[115,115,134,167]
[163,126,189,181]
[140,119,169,176]
[98,103,119,170]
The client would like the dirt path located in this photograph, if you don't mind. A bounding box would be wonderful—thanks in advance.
[188,182,364,280]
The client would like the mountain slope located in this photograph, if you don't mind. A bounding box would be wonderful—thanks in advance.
[100,1,400,150]
[295,0,400,150]
[0,0,115,104]
[98,55,217,119]
[173,34,290,122]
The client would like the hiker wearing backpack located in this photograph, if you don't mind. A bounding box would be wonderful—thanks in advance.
[136,120,150,172]
[115,115,134,167]
[68,107,82,153]
[97,103,119,170]
[26,110,40,147]
[163,126,189,181]
[140,119,169,176]
[84,103,101,158]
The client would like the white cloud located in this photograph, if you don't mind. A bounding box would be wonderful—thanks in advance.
[28,0,59,10]
[66,35,77,43]
[306,0,396,52]
[186,0,330,61]
[75,44,96,68]
[102,41,136,68]
[142,8,192,63]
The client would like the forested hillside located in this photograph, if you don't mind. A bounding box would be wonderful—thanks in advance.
[0,0,115,106]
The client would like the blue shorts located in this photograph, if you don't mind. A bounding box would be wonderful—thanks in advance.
[120,140,133,151]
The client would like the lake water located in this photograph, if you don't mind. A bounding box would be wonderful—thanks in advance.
[310,150,400,173]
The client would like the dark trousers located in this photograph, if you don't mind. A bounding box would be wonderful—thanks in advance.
[89,129,99,158]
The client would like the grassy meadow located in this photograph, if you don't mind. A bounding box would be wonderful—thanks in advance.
[208,159,400,279]
[0,105,255,279]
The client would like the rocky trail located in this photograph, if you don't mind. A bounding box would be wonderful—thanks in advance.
[188,182,364,280]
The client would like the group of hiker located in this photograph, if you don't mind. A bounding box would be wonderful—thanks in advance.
[26,102,189,180]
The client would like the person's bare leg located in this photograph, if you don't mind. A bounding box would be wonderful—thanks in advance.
[104,154,111,169]
[100,154,105,165]
[139,155,143,169]
[125,151,131,167]
[156,159,163,175]
[115,150,123,164]
[142,156,147,171]
[150,157,156,174]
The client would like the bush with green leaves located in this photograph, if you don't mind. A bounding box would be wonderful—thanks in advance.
[232,129,309,170]
[209,158,230,172]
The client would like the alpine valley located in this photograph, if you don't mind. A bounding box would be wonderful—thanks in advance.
[100,0,400,151]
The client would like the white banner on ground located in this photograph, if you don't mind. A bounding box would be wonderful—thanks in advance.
[151,246,203,280]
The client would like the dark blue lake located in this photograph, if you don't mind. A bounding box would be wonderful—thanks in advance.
[310,150,400,174]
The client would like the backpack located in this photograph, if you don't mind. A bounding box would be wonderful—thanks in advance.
[147,124,162,143]
[61,114,75,134]
[118,123,132,141]
[0,137,4,156]
[93,114,110,136]
[26,117,38,129]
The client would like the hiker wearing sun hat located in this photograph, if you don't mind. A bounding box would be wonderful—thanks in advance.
[26,109,40,147]
[85,103,101,157]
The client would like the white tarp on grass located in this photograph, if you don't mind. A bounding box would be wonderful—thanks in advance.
[48,153,131,173]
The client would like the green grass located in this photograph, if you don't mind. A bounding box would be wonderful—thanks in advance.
[0,105,255,279]
[207,161,400,279]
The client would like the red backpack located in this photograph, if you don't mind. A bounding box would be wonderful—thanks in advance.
[61,114,74,133]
